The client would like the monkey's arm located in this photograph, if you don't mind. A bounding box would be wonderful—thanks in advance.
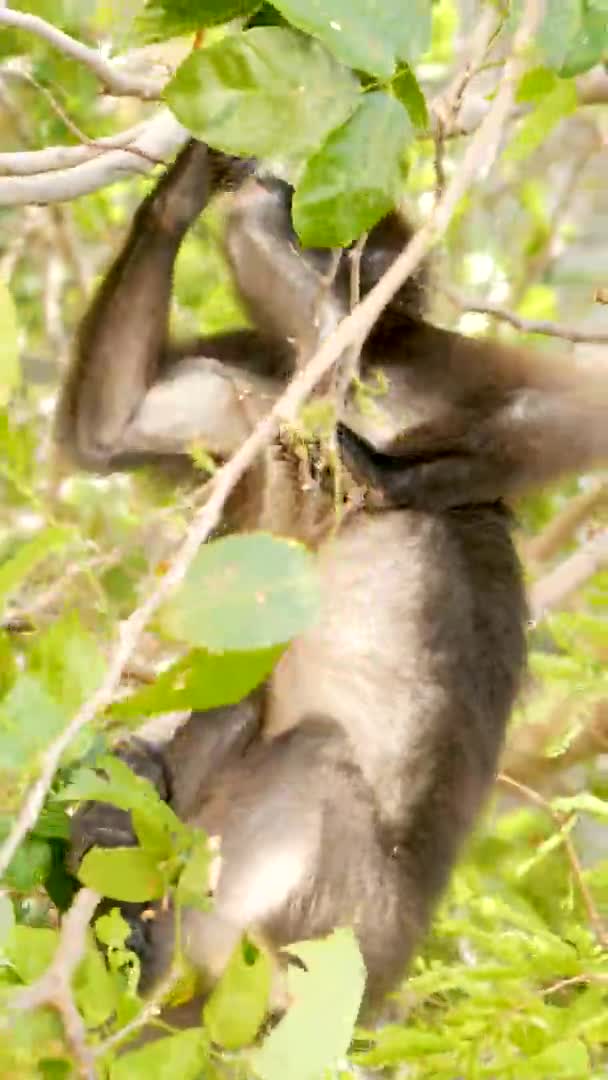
[56,142,285,470]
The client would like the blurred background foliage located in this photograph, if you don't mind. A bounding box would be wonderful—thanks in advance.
[0,0,607,1076]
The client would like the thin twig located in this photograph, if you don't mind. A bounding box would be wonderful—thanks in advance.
[12,888,101,1078]
[444,287,608,344]
[1,69,162,166]
[498,773,608,949]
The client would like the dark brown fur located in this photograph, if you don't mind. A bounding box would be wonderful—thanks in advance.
[61,141,607,1020]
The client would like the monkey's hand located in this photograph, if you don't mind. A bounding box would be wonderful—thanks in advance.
[337,419,500,512]
[68,739,169,870]
[139,139,253,238]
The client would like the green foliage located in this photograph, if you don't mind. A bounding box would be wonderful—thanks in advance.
[1,0,607,1076]
[292,92,413,247]
[163,532,321,650]
[253,929,366,1080]
[164,27,360,158]
[203,936,272,1048]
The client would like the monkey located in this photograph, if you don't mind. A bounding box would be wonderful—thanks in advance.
[59,139,608,1024]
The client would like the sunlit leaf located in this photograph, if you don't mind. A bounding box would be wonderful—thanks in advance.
[293,92,412,247]
[164,532,321,651]
[165,27,359,158]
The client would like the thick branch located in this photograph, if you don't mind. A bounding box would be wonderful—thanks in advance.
[0,110,188,206]
[0,9,163,98]
[0,0,546,881]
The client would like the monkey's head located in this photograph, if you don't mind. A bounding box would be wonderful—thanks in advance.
[225,175,429,342]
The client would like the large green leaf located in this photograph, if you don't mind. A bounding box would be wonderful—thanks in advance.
[165,27,359,157]
[204,937,271,1048]
[273,0,432,76]
[78,846,165,902]
[537,0,608,75]
[293,92,412,247]
[0,526,73,613]
[253,928,365,1080]
[0,675,67,772]
[136,0,259,43]
[164,532,321,651]
[112,645,281,719]
[110,1029,209,1080]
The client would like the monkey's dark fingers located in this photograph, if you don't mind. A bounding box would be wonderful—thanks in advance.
[336,423,403,499]
[68,801,137,874]
[142,140,252,238]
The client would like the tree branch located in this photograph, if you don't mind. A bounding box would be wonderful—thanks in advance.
[444,287,608,344]
[0,9,163,99]
[0,0,546,882]
[523,482,608,565]
[0,109,188,206]
[498,773,608,949]
[11,888,101,1079]
[530,530,608,620]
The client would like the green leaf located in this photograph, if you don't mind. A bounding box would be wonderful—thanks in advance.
[73,943,118,1028]
[110,1028,208,1080]
[28,612,105,715]
[136,0,259,43]
[4,835,52,892]
[253,928,365,1080]
[505,79,578,162]
[537,0,608,76]
[559,9,608,77]
[392,63,429,129]
[0,675,67,771]
[516,65,558,102]
[204,936,271,1048]
[164,532,321,651]
[0,280,20,407]
[78,846,165,902]
[176,834,213,910]
[0,526,73,612]
[293,92,412,247]
[95,906,132,950]
[272,0,432,76]
[527,1039,589,1076]
[553,792,608,820]
[58,755,180,836]
[6,925,58,984]
[165,27,359,158]
[112,645,281,719]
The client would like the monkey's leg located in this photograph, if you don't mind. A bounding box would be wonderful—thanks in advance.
[144,716,415,1010]
[68,695,263,962]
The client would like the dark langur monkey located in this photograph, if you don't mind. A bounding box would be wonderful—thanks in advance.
[60,140,608,1019]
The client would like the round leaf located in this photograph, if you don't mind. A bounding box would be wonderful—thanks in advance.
[164,532,321,651]
[164,27,359,158]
